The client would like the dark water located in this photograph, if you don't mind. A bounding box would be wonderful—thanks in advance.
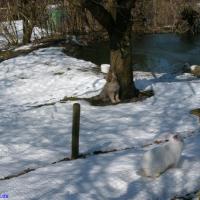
[74,33,200,73]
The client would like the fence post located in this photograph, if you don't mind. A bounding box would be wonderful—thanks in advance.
[71,103,80,159]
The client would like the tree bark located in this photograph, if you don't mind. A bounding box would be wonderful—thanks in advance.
[108,24,139,99]
[18,0,35,44]
[22,18,33,44]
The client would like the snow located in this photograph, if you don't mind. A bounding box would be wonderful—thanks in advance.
[13,44,33,51]
[0,47,200,199]
[0,135,200,200]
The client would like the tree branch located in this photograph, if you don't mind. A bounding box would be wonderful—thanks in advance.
[115,0,137,39]
[82,0,115,35]
[117,0,136,9]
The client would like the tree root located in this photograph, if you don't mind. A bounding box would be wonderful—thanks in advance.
[27,90,154,110]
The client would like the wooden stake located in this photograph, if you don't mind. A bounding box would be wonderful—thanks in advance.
[71,103,80,159]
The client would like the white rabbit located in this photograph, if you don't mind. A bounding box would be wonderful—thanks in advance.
[140,134,184,178]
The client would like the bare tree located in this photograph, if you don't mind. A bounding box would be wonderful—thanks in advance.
[17,0,36,44]
[77,0,139,102]
[180,6,200,34]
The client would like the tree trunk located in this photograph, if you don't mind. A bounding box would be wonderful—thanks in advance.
[83,0,139,101]
[110,50,138,100]
[22,19,33,44]
[18,0,35,44]
[108,21,139,100]
[107,1,139,100]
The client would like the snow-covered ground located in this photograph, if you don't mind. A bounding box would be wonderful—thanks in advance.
[0,47,200,199]
[1,134,200,200]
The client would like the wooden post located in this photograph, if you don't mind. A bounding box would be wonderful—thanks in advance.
[71,103,80,159]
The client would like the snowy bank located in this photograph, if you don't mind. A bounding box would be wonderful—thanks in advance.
[0,47,199,199]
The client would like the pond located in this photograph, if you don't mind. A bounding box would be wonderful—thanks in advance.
[74,33,200,73]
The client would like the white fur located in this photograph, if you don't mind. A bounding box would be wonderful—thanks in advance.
[183,63,200,76]
[141,134,184,178]
[190,65,199,71]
